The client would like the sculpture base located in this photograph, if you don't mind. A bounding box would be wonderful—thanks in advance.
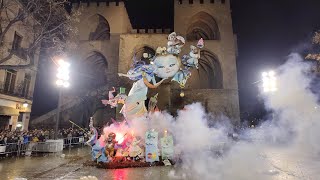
[84,157,175,169]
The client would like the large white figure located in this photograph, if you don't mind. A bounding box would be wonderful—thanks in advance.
[118,54,180,120]
[114,32,203,120]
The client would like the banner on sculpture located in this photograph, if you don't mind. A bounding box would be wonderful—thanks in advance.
[160,135,174,160]
[145,130,159,162]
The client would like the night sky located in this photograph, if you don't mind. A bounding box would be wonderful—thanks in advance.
[31,0,320,120]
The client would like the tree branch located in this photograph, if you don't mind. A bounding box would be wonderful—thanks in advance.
[0,51,13,64]
[0,0,79,69]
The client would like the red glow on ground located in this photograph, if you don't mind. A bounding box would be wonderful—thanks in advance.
[113,169,128,180]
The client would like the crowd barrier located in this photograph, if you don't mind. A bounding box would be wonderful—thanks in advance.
[0,136,85,157]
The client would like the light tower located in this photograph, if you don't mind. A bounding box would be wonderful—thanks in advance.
[55,59,70,139]
[262,70,277,93]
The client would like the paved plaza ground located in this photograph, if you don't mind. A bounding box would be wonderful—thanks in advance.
[0,147,319,180]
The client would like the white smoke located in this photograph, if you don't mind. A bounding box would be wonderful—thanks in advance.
[163,53,319,179]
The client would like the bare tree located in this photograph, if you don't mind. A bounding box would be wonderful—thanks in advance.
[0,0,80,69]
[306,31,320,73]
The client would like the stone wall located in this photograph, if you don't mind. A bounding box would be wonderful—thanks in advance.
[118,34,168,73]
[73,1,132,40]
[174,0,238,90]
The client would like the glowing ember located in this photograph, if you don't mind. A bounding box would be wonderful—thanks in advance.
[116,133,124,144]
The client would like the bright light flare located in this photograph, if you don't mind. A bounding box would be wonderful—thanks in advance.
[58,59,70,67]
[63,81,70,88]
[262,70,277,93]
[56,79,63,86]
[116,132,124,144]
[56,59,70,88]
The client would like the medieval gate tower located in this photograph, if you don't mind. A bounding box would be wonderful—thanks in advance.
[32,0,240,127]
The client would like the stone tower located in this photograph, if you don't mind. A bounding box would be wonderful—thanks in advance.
[31,0,240,128]
[170,0,240,122]
[63,1,133,126]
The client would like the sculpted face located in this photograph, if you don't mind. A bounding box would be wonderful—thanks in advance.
[153,54,180,78]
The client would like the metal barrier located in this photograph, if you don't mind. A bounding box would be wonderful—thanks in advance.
[0,142,27,156]
[0,136,85,157]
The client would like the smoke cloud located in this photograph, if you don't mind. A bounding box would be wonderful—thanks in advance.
[165,53,319,179]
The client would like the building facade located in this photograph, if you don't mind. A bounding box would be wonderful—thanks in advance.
[31,0,240,127]
[0,0,39,131]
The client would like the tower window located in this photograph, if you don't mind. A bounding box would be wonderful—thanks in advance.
[12,32,22,51]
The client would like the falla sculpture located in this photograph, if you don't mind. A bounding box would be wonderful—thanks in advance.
[90,32,204,165]
[114,32,204,120]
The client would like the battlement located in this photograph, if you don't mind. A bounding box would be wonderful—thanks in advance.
[70,0,123,7]
[176,0,227,5]
[130,28,172,34]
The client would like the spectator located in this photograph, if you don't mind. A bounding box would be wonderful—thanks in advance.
[32,136,39,142]
[49,130,55,139]
[0,127,87,144]
[23,134,29,144]
[67,132,72,146]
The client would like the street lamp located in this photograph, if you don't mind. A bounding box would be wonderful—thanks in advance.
[54,59,70,139]
[262,70,277,93]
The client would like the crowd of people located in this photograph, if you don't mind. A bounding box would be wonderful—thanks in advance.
[0,128,89,145]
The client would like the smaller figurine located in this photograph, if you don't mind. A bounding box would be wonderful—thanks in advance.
[102,87,127,108]
[148,93,158,112]
[167,32,185,55]
[86,117,98,146]
[182,38,204,69]
[105,132,117,159]
[188,45,200,69]
[156,47,167,56]
[101,87,118,108]
[128,137,143,161]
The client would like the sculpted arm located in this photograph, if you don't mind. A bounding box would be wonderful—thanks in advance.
[118,72,142,78]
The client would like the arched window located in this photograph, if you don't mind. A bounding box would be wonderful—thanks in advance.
[187,50,223,89]
[186,12,220,41]
[71,51,108,94]
[88,14,110,40]
[132,46,156,64]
